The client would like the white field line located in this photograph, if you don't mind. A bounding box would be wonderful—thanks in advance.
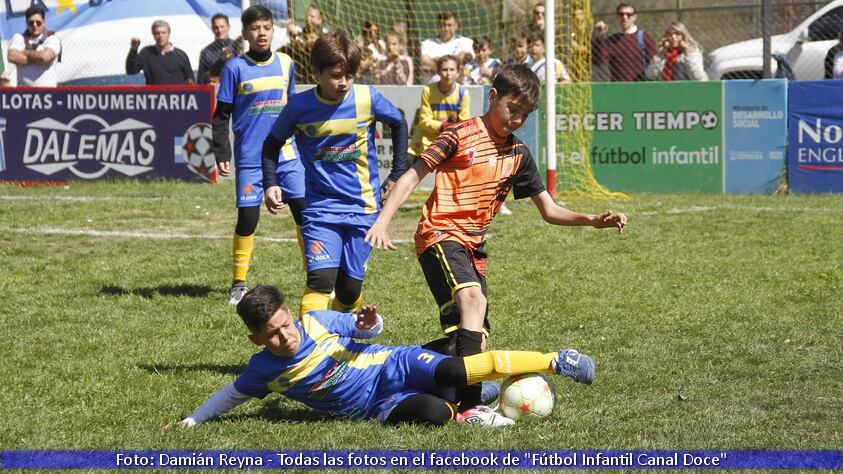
[635,204,843,216]
[0,226,412,244]
[0,195,193,202]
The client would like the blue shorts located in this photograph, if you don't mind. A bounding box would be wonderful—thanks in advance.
[234,160,305,208]
[301,212,378,280]
[369,346,450,423]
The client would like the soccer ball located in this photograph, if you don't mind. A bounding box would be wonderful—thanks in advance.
[498,373,555,421]
[700,110,719,130]
[182,123,216,178]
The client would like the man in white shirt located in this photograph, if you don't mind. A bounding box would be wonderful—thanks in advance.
[420,11,473,84]
[7,5,61,87]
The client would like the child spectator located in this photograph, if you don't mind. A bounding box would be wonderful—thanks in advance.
[409,55,470,157]
[503,32,533,68]
[528,34,571,83]
[375,31,413,85]
[463,36,500,85]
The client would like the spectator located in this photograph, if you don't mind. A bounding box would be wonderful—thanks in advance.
[502,32,533,68]
[593,3,656,82]
[568,6,590,82]
[824,28,843,79]
[409,55,470,157]
[389,20,409,53]
[288,4,330,44]
[358,21,386,61]
[278,24,321,84]
[521,2,545,39]
[197,14,241,85]
[356,46,376,83]
[463,36,500,85]
[375,31,413,85]
[126,20,194,85]
[529,34,571,84]
[646,21,706,81]
[421,12,474,83]
[7,5,62,87]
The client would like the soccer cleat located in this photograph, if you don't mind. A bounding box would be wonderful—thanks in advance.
[499,203,513,215]
[228,284,248,305]
[553,349,595,384]
[455,405,515,427]
[480,381,501,408]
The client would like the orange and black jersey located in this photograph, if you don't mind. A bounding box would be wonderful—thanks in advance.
[414,116,545,255]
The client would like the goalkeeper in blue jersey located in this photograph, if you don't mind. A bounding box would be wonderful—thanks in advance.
[261,30,410,317]
[213,5,306,305]
[170,285,595,427]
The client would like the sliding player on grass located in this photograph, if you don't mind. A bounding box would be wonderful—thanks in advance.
[261,30,409,316]
[365,64,626,419]
[170,285,594,428]
[213,5,305,305]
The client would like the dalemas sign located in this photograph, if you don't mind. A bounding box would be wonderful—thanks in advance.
[551,80,787,194]
[788,81,843,194]
[0,86,215,183]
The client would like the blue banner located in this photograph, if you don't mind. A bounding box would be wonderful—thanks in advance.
[723,80,787,194]
[0,86,216,182]
[1,450,840,469]
[788,81,843,194]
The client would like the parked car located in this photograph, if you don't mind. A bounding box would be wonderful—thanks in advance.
[708,0,843,80]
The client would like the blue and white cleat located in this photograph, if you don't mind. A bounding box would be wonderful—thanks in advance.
[553,349,595,384]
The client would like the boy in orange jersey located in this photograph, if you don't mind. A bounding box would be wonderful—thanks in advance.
[365,64,626,417]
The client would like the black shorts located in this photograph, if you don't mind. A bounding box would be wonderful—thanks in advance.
[418,240,491,336]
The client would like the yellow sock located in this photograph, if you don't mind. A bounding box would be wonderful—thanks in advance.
[232,233,255,283]
[463,351,556,385]
[300,288,331,316]
[331,292,363,313]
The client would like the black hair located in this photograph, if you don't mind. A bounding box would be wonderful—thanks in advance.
[241,5,272,29]
[211,13,229,25]
[310,29,360,76]
[492,64,541,111]
[25,5,46,20]
[236,285,286,334]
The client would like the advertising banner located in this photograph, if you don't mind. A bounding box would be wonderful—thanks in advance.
[556,81,723,194]
[787,81,843,194]
[0,86,215,182]
[723,80,787,194]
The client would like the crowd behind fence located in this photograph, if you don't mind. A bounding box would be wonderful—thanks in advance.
[3,0,843,87]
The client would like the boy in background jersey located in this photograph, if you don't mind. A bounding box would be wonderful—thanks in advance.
[261,30,409,317]
[213,5,306,305]
[408,55,470,158]
[365,64,626,422]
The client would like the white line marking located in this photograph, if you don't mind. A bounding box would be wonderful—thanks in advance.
[0,226,412,244]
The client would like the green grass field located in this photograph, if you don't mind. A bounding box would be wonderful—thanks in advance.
[1,180,840,457]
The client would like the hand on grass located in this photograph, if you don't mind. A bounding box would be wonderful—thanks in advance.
[594,211,627,233]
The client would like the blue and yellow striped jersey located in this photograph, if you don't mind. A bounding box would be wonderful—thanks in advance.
[218,52,299,168]
[233,310,394,419]
[268,84,404,215]
[409,83,471,156]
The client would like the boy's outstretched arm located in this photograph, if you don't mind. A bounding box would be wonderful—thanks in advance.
[165,384,252,429]
[365,160,431,250]
[531,191,627,232]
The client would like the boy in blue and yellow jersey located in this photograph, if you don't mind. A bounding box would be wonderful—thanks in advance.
[170,285,595,427]
[409,55,471,157]
[261,30,410,316]
[213,5,306,305]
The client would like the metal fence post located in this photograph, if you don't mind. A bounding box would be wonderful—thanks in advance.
[763,0,773,78]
